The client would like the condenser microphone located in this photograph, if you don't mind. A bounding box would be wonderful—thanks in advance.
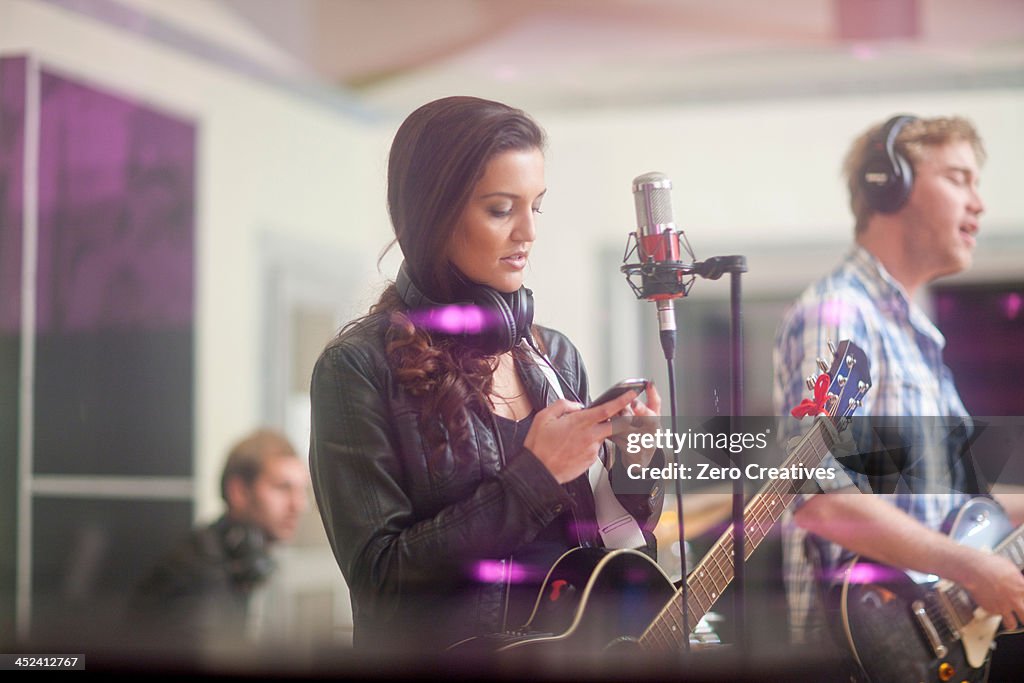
[627,172,692,359]
[633,172,681,276]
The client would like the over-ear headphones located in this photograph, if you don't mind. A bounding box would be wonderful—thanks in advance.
[860,114,918,214]
[395,261,534,355]
[215,516,276,586]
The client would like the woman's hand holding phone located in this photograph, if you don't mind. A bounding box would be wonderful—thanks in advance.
[525,378,662,483]
[602,381,661,470]
[525,390,639,484]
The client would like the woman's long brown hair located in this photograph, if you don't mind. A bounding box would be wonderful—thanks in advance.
[354,97,546,461]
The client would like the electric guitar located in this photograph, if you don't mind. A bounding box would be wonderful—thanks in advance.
[452,339,872,654]
[837,497,1024,683]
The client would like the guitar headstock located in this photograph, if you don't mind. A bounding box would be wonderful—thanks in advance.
[791,339,872,431]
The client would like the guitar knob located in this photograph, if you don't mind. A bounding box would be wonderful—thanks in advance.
[827,339,837,357]
[937,662,955,681]
[816,358,829,373]
[806,376,816,392]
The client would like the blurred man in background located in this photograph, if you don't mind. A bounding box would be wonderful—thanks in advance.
[130,428,309,652]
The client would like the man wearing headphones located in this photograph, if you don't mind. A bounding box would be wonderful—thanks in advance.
[131,429,310,652]
[773,115,1024,653]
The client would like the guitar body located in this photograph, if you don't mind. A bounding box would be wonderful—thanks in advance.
[450,547,677,655]
[838,497,1014,683]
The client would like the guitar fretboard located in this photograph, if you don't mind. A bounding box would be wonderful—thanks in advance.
[639,417,839,651]
[999,525,1024,570]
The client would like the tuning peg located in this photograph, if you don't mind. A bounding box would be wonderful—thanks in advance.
[857,381,867,392]
[827,339,837,357]
[816,358,829,374]
[845,355,856,369]
[805,376,816,391]
[836,375,847,387]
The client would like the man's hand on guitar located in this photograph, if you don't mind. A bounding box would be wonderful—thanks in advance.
[957,550,1024,630]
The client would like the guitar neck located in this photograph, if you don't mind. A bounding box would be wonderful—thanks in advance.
[639,417,839,650]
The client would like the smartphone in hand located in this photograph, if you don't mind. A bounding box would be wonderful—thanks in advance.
[589,378,648,408]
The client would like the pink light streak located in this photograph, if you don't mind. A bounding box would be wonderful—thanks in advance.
[1002,292,1022,320]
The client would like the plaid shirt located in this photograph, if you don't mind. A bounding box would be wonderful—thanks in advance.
[772,246,972,643]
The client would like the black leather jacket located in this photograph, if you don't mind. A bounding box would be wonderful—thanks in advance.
[309,314,663,651]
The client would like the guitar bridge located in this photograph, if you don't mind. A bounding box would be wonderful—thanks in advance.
[912,599,948,659]
[935,582,974,639]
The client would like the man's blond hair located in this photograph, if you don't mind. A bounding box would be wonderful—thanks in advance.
[844,116,985,234]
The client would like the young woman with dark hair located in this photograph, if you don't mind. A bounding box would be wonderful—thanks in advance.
[309,96,663,652]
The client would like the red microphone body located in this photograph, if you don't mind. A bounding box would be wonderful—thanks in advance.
[631,172,688,302]
[628,172,690,356]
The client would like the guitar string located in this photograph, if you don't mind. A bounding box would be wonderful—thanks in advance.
[645,419,835,647]
[642,418,836,649]
[638,373,862,650]
[924,596,955,641]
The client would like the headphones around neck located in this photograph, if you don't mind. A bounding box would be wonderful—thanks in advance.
[395,261,534,355]
[215,516,276,586]
[860,114,918,214]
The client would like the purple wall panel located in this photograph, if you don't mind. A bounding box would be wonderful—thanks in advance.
[36,70,195,332]
[2,56,199,645]
[28,68,197,477]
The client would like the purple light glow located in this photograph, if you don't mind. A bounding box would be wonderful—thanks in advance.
[830,562,904,585]
[410,305,496,335]
[820,299,851,327]
[1002,293,1022,320]
[472,560,531,584]
[568,520,600,540]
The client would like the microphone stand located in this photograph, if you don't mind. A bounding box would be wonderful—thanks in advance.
[622,251,748,659]
[653,301,688,658]
[692,256,748,657]
[704,256,749,657]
